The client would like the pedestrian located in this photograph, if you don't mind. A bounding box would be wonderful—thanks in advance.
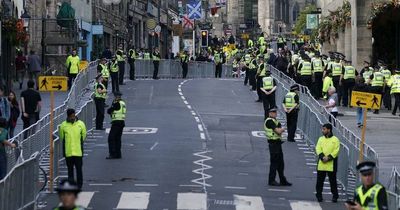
[110,55,120,93]
[94,75,107,130]
[128,47,136,80]
[353,77,369,128]
[59,109,87,189]
[181,51,189,79]
[325,87,338,119]
[7,91,20,138]
[0,87,11,125]
[106,92,126,159]
[152,48,160,80]
[53,179,85,210]
[341,60,357,107]
[26,50,41,89]
[0,117,17,179]
[283,85,300,142]
[274,48,289,74]
[370,69,385,114]
[388,69,400,116]
[345,161,388,210]
[260,71,277,119]
[66,49,80,90]
[20,80,42,137]
[15,50,27,90]
[315,123,340,203]
[264,108,292,186]
[255,55,267,102]
[322,70,334,99]
[116,44,126,85]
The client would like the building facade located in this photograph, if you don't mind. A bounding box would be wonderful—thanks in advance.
[226,0,258,36]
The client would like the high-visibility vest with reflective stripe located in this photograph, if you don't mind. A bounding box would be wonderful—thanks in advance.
[381,69,392,80]
[371,72,384,87]
[94,82,107,99]
[390,75,400,94]
[129,49,136,59]
[332,63,342,76]
[112,100,126,121]
[249,59,256,69]
[312,59,323,72]
[284,92,297,108]
[301,62,312,76]
[116,50,125,61]
[355,184,383,210]
[363,70,373,84]
[110,61,119,72]
[323,76,334,93]
[343,66,356,79]
[259,64,267,77]
[144,53,151,60]
[100,64,109,78]
[315,135,340,172]
[262,76,274,90]
[244,54,251,65]
[264,118,281,140]
[66,55,80,74]
[233,60,238,68]
[214,53,221,64]
[153,53,160,61]
[292,54,299,65]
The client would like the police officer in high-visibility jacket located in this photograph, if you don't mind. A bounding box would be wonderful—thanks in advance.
[59,109,87,189]
[66,49,80,90]
[110,56,120,93]
[282,85,300,142]
[388,69,400,116]
[380,65,392,110]
[248,53,258,91]
[128,48,136,80]
[214,49,223,78]
[181,51,189,79]
[152,48,161,80]
[312,54,325,99]
[256,56,267,102]
[94,75,107,130]
[331,55,344,105]
[53,179,85,210]
[315,123,339,203]
[341,60,358,107]
[298,56,313,91]
[345,161,388,210]
[370,69,385,114]
[106,92,126,159]
[243,52,252,86]
[100,59,110,89]
[265,108,292,186]
[116,44,126,85]
[260,71,277,119]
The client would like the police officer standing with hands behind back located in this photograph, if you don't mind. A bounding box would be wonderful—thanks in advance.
[282,85,300,142]
[94,75,107,130]
[106,92,126,159]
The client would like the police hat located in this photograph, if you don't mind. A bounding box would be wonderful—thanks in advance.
[356,161,376,175]
[290,84,299,91]
[269,107,278,113]
[114,91,123,97]
[56,179,81,193]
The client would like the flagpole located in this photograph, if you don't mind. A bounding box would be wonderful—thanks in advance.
[193,19,196,59]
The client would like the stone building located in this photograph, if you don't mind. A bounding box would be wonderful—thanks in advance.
[226,0,258,36]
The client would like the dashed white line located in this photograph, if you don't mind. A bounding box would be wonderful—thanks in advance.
[89,183,113,186]
[225,186,247,190]
[181,96,186,100]
[183,101,189,104]
[200,133,206,140]
[268,188,291,192]
[134,184,159,187]
[187,105,192,109]
[197,124,204,132]
[194,117,200,122]
[179,184,202,188]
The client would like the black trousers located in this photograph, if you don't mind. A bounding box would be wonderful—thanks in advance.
[263,92,276,119]
[316,170,338,200]
[332,76,342,105]
[129,61,135,80]
[110,72,119,93]
[268,149,287,183]
[118,61,125,84]
[65,156,83,188]
[215,63,223,78]
[256,77,264,101]
[108,121,125,158]
[94,98,105,129]
[383,86,392,109]
[249,70,257,90]
[153,61,159,79]
[314,72,323,99]
[342,79,355,106]
[22,114,38,139]
[182,63,188,78]
[392,93,400,115]
[286,110,298,141]
[301,75,312,92]
[102,79,108,90]
[68,73,77,90]
[244,67,249,85]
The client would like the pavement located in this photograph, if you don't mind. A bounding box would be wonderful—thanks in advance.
[40,78,344,210]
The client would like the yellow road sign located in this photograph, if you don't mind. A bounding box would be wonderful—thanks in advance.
[350,91,382,109]
[79,61,88,71]
[38,76,68,92]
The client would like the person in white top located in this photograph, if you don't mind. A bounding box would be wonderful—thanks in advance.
[325,87,338,118]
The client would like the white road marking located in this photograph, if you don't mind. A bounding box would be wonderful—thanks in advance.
[179,92,183,96]
[194,117,200,122]
[179,184,202,188]
[181,96,186,100]
[116,192,150,209]
[76,192,95,208]
[187,105,192,109]
[298,147,310,150]
[177,193,207,210]
[134,184,159,187]
[178,88,182,92]
[88,183,112,186]
[197,124,204,132]
[303,151,314,154]
[184,101,189,105]
[268,188,290,192]
[150,142,159,150]
[234,195,265,210]
[238,173,249,176]
[225,186,247,190]
[200,133,206,140]
[149,85,154,104]
[306,163,317,166]
[289,200,322,210]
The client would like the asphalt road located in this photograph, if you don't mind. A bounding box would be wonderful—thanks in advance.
[42,78,345,210]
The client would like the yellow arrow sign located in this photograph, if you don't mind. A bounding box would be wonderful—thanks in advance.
[38,76,68,92]
[350,91,382,109]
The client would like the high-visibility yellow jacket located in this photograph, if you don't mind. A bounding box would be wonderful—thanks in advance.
[315,135,340,172]
[59,120,87,157]
[66,55,80,74]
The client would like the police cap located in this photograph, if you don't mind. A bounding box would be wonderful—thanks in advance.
[269,107,278,113]
[356,161,376,175]
[56,179,81,193]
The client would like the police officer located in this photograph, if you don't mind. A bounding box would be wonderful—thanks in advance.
[248,52,258,91]
[53,179,85,210]
[128,47,136,80]
[380,65,392,110]
[181,51,189,79]
[106,92,126,159]
[341,60,358,107]
[214,49,223,78]
[94,75,107,130]
[388,69,400,116]
[59,109,87,189]
[345,161,388,210]
[261,71,277,119]
[66,49,80,90]
[265,108,292,186]
[116,44,126,85]
[277,35,286,49]
[315,123,340,203]
[298,56,313,91]
[370,69,385,114]
[242,51,252,86]
[256,55,267,102]
[152,48,160,80]
[331,54,343,106]
[360,61,373,84]
[282,85,300,142]
[110,55,120,93]
[312,53,324,99]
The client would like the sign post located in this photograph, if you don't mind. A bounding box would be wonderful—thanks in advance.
[350,91,382,161]
[39,76,68,192]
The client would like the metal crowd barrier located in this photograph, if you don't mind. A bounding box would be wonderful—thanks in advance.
[269,65,379,199]
[386,167,400,209]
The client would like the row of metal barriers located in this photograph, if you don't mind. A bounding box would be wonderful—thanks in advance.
[268,64,400,209]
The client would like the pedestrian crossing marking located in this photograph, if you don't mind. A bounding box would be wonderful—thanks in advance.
[234,195,265,210]
[177,193,207,210]
[76,191,95,208]
[289,200,322,210]
[116,192,150,209]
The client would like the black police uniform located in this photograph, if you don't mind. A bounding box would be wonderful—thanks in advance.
[94,83,106,130]
[283,92,299,142]
[107,99,125,159]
